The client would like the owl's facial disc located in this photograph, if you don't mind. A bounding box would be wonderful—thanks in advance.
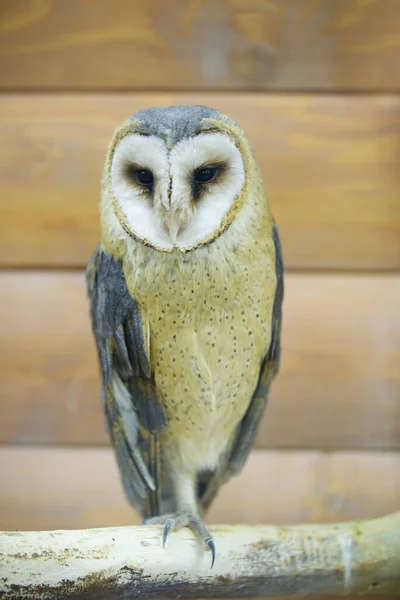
[110,132,245,251]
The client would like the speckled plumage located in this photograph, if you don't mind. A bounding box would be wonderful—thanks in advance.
[87,105,283,560]
[121,175,276,472]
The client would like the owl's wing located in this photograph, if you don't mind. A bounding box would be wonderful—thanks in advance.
[199,223,284,513]
[86,246,166,518]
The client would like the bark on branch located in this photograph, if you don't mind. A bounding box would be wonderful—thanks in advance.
[1,513,399,598]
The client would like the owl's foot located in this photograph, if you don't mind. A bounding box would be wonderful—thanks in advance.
[144,511,215,568]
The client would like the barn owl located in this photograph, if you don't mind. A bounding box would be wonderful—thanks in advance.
[86,105,283,567]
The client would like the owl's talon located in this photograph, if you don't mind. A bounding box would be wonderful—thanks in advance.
[206,538,215,569]
[144,511,215,567]
[162,519,173,547]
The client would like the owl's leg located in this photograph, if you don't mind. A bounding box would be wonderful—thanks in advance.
[144,470,215,567]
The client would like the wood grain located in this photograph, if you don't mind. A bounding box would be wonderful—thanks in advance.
[0,0,399,90]
[1,447,399,531]
[1,93,399,270]
[1,272,399,450]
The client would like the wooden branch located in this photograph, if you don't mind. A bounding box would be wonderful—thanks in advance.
[1,513,399,598]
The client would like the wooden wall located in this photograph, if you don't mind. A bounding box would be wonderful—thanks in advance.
[0,0,399,569]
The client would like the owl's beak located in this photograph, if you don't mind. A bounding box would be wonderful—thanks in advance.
[162,207,190,244]
[164,212,180,243]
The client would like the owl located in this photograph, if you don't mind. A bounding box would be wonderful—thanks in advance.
[86,105,283,567]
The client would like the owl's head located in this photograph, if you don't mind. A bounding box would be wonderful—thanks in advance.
[102,105,257,253]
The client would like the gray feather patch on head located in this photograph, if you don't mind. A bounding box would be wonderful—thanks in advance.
[130,105,223,146]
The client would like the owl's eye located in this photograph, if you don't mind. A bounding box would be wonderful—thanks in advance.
[195,167,218,184]
[135,169,154,186]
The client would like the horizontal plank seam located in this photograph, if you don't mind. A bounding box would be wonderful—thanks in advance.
[1,444,399,455]
[1,266,399,275]
[1,88,400,95]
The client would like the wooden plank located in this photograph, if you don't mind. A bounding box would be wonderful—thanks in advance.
[1,447,399,532]
[1,94,399,270]
[0,0,399,91]
[1,272,399,450]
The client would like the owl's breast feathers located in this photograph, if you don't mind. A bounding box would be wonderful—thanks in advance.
[121,210,279,473]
